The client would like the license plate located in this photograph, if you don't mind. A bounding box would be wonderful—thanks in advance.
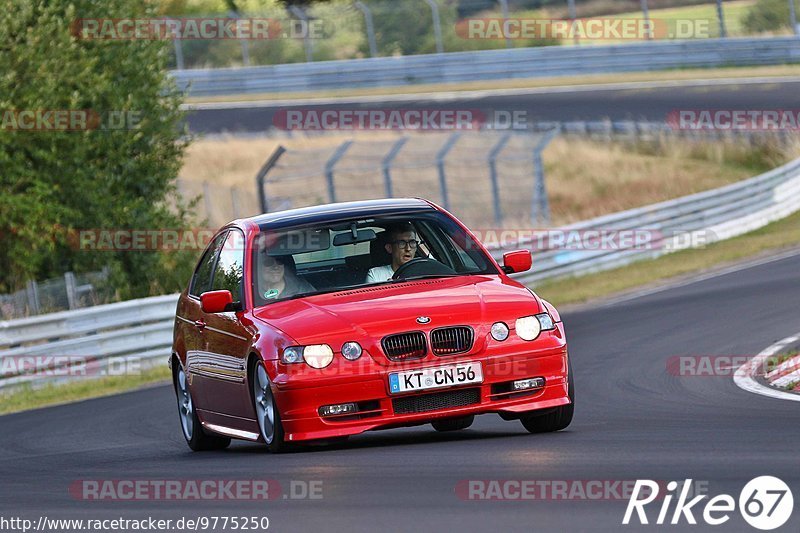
[389,362,483,394]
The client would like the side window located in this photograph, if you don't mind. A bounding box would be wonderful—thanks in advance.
[211,230,245,303]
[190,231,228,297]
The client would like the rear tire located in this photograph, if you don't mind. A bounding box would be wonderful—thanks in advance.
[520,360,574,434]
[175,366,231,451]
[432,415,474,432]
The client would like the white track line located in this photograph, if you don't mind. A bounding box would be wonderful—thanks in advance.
[182,75,800,111]
[734,333,800,402]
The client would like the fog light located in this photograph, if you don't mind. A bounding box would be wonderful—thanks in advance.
[512,377,545,391]
[491,322,509,341]
[341,341,362,361]
[319,403,358,417]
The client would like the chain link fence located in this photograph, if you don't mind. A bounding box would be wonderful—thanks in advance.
[167,0,796,69]
[0,269,111,320]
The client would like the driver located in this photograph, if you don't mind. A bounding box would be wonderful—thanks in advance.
[366,222,418,283]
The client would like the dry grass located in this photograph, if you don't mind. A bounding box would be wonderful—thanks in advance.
[179,132,796,228]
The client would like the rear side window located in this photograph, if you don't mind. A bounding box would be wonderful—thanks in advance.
[211,230,245,303]
[190,231,228,297]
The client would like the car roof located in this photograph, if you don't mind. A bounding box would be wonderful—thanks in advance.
[249,198,437,230]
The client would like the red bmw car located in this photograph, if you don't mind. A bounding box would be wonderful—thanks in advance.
[171,198,573,452]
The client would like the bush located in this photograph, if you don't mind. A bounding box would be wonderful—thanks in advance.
[0,0,196,298]
[742,0,798,33]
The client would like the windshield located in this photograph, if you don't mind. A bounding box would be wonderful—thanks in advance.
[251,212,498,307]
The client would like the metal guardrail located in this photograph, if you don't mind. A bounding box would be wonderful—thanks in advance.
[0,295,179,391]
[491,157,800,283]
[171,37,800,97]
[3,155,800,391]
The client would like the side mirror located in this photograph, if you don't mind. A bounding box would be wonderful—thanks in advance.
[200,290,234,313]
[502,250,532,274]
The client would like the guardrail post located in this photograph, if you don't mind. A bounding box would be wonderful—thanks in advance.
[532,128,559,224]
[170,18,185,70]
[65,272,77,310]
[488,132,512,226]
[436,132,460,210]
[497,0,512,49]
[325,140,354,203]
[424,0,444,53]
[256,145,287,213]
[789,0,799,35]
[26,280,40,315]
[354,1,378,57]
[382,137,408,198]
[716,0,727,37]
[289,6,314,62]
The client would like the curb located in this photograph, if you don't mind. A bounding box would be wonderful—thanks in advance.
[734,333,800,402]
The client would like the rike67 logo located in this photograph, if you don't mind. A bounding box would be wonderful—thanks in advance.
[623,477,793,530]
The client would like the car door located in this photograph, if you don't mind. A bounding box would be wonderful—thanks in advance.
[196,228,254,418]
[178,230,228,409]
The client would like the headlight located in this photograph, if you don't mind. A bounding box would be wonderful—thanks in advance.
[282,346,304,364]
[491,322,509,341]
[303,344,334,369]
[341,341,362,361]
[515,313,555,341]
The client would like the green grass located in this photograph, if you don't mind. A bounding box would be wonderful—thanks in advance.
[0,365,171,416]
[535,208,800,307]
[614,0,757,38]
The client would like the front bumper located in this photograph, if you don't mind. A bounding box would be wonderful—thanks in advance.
[272,341,570,442]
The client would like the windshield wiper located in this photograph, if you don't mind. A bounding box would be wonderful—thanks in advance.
[391,274,464,282]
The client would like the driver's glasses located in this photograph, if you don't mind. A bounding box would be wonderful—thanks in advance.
[392,239,420,249]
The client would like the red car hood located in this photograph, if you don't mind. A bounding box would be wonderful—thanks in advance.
[253,275,541,362]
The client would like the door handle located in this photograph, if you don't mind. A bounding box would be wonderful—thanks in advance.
[194,319,206,330]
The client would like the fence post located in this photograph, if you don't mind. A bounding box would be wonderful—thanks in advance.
[325,140,354,203]
[640,0,652,40]
[436,132,460,210]
[715,0,727,37]
[26,280,40,315]
[488,132,512,226]
[354,1,378,58]
[532,128,559,224]
[424,0,444,54]
[231,187,240,218]
[497,0,512,49]
[382,137,408,198]
[65,271,77,310]
[289,6,314,62]
[567,0,579,45]
[202,181,213,221]
[255,145,287,213]
[228,11,251,66]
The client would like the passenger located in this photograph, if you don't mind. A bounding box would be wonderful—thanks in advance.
[258,253,315,301]
[366,222,419,283]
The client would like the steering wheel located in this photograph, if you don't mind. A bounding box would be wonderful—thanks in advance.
[391,258,456,280]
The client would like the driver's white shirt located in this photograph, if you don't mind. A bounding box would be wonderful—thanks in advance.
[366,265,394,283]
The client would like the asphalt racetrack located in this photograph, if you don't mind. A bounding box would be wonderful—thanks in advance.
[2,250,799,532]
[185,79,800,134]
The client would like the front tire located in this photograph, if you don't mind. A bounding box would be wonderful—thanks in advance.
[253,362,288,453]
[432,415,474,432]
[175,366,231,451]
[520,360,574,434]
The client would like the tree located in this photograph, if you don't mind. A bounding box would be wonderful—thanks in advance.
[0,0,195,298]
